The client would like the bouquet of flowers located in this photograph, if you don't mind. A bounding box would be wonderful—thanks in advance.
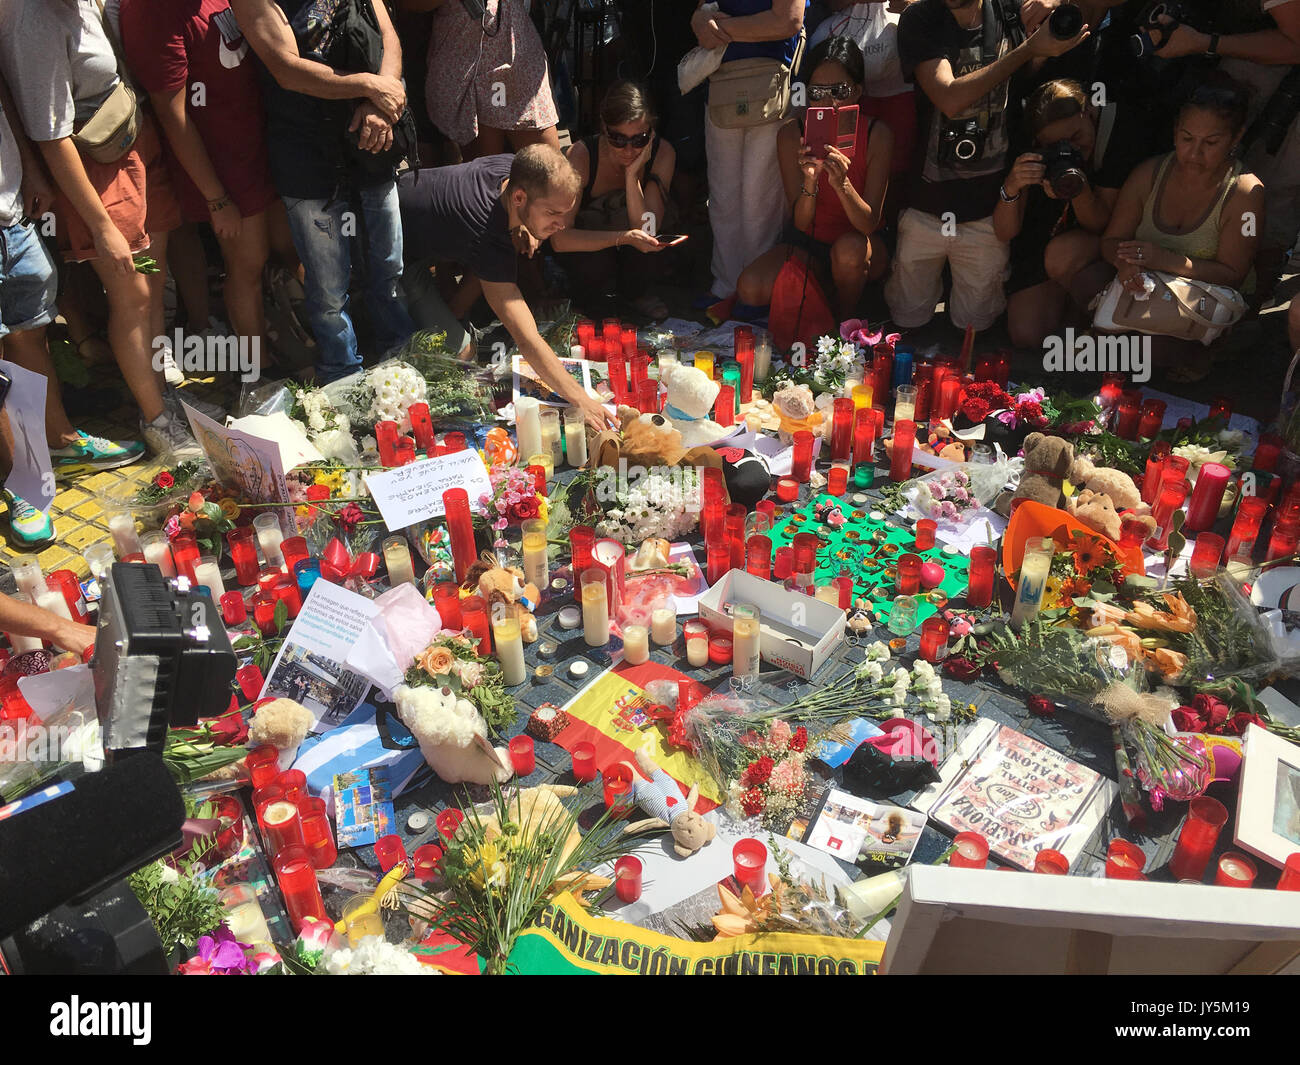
[288,384,359,465]
[366,361,428,432]
[133,460,211,507]
[725,719,813,828]
[902,468,977,523]
[397,331,495,422]
[404,632,514,733]
[163,490,238,557]
[479,465,548,540]
[595,466,701,544]
[812,334,864,395]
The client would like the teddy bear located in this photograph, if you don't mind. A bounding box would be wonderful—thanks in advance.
[772,383,824,443]
[1070,455,1142,512]
[1009,432,1077,511]
[623,743,717,858]
[248,697,315,770]
[464,553,539,642]
[589,406,723,481]
[659,361,727,447]
[1066,488,1122,540]
[392,682,512,785]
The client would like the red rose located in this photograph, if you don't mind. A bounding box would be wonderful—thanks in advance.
[1170,707,1206,733]
[1227,712,1266,736]
[943,655,982,681]
[790,726,808,752]
[1192,693,1230,729]
[1027,696,1056,717]
[333,502,364,532]
[743,755,774,786]
[510,495,540,522]
[207,702,248,746]
[740,788,766,817]
[155,471,175,489]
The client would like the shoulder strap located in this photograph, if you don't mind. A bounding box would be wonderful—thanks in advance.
[582,135,599,202]
[91,0,137,93]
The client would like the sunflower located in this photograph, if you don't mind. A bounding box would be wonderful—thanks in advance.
[1043,575,1065,607]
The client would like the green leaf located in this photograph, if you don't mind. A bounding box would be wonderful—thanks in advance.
[273,599,289,634]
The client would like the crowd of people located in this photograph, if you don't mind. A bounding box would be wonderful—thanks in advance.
[0,0,1299,559]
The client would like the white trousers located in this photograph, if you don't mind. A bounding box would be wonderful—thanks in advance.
[705,112,787,298]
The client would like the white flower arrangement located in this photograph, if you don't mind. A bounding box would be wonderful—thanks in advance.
[812,335,864,391]
[864,641,892,663]
[596,468,700,543]
[322,936,433,975]
[366,361,428,432]
[1172,443,1235,482]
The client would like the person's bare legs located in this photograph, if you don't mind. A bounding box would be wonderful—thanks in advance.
[506,125,562,152]
[463,126,507,161]
[90,257,166,423]
[214,212,271,360]
[264,200,301,278]
[167,222,211,329]
[736,245,799,308]
[0,327,78,447]
[1007,281,1067,349]
[830,231,888,319]
[58,261,113,364]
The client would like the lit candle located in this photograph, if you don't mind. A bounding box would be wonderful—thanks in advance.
[732,604,761,680]
[529,450,554,482]
[581,568,610,647]
[515,397,544,462]
[107,512,143,558]
[651,606,676,645]
[622,622,650,665]
[194,555,228,601]
[563,406,588,467]
[141,532,177,577]
[694,350,714,378]
[521,519,548,592]
[383,535,415,587]
[252,513,285,569]
[492,615,527,686]
[684,620,709,667]
[540,407,563,468]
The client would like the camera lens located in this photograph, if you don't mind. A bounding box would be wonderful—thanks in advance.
[1050,170,1087,199]
[1048,3,1084,40]
[955,138,977,161]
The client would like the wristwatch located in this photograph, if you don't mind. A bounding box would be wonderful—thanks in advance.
[998,184,1021,204]
[1206,33,1220,58]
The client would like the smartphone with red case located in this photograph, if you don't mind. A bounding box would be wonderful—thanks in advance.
[803,104,859,160]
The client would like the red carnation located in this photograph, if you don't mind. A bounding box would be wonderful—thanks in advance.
[1016,399,1047,427]
[740,788,766,817]
[743,755,774,787]
[790,726,808,752]
[333,502,364,532]
[509,495,540,522]
[1027,695,1056,717]
[155,471,175,489]
[943,655,982,681]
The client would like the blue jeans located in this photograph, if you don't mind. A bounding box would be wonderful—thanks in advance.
[0,220,57,340]
[282,180,415,383]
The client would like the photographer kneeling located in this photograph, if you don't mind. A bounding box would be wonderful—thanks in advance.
[996,78,1138,349]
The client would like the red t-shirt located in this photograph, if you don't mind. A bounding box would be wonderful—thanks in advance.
[120,0,276,223]
[807,113,874,246]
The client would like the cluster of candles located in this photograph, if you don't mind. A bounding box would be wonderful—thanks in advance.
[1102,376,1233,443]
[244,745,338,932]
[3,554,90,653]
[513,396,587,473]
[373,408,467,468]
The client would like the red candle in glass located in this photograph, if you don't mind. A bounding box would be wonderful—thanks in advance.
[257,567,284,596]
[1277,853,1300,891]
[442,488,477,584]
[409,402,435,452]
[252,592,278,636]
[277,768,308,808]
[1254,441,1281,472]
[1104,838,1145,880]
[614,855,643,903]
[1098,380,1123,411]
[621,325,638,357]
[587,336,605,363]
[1169,796,1228,881]
[870,350,893,409]
[526,464,547,496]
[637,378,659,415]
[374,420,400,466]
[708,632,733,663]
[433,582,462,630]
[776,477,798,503]
[746,534,772,580]
[245,745,281,790]
[1188,532,1225,578]
[1161,455,1190,490]
[1033,850,1069,875]
[570,526,596,576]
[443,431,467,453]
[833,573,853,608]
[571,741,597,783]
[738,349,755,404]
[791,430,814,481]
[236,662,265,701]
[253,783,286,830]
[896,552,922,595]
[792,538,817,576]
[602,763,633,816]
[827,465,848,496]
[993,351,1011,389]
[707,538,731,585]
[774,546,794,580]
[732,838,768,891]
[374,833,408,873]
[715,385,735,427]
[1225,496,1268,562]
[756,499,776,525]
[830,397,854,463]
[702,466,726,504]
[974,353,995,382]
[915,519,937,551]
[394,438,416,466]
[280,536,309,575]
[949,832,989,868]
[226,526,261,585]
[1267,518,1300,562]
[911,364,933,422]
[1208,396,1233,423]
[460,594,492,655]
[411,844,444,883]
[703,498,725,544]
[853,407,874,466]
[171,533,200,583]
[263,799,305,856]
[602,317,621,349]
[631,352,651,395]
[274,844,329,931]
[966,546,996,608]
[734,324,754,351]
[300,797,337,870]
[890,420,915,482]
[607,349,627,401]
[1115,392,1141,440]
[919,616,950,662]
[934,374,961,422]
[436,808,466,841]
[1184,462,1230,533]
[1137,399,1166,439]
[1142,441,1172,505]
[576,319,595,354]
[1148,480,1189,550]
[509,735,535,776]
[1214,851,1257,888]
[272,576,303,619]
[221,591,248,626]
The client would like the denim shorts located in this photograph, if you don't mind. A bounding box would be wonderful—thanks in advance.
[0,220,57,340]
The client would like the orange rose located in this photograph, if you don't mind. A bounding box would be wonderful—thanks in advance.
[417,645,455,676]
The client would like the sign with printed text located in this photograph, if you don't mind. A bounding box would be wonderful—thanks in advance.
[363,449,491,531]
[0,360,54,512]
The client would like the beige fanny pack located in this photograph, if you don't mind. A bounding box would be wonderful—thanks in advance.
[72,0,141,164]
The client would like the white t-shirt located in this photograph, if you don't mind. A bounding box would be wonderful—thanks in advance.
[0,0,119,142]
[808,3,910,98]
[0,102,24,228]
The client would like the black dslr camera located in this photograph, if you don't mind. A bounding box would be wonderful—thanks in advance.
[1129,1,1190,57]
[1041,140,1088,199]
[938,116,987,166]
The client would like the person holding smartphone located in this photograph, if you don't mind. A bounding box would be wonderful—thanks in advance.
[555,81,681,319]
[736,35,893,318]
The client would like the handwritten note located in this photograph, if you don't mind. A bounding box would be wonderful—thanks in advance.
[364,449,492,531]
[182,402,297,533]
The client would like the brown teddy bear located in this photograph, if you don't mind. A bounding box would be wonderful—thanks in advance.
[589,405,724,484]
[1011,433,1076,510]
[1070,455,1141,512]
[463,552,540,642]
[1067,488,1121,540]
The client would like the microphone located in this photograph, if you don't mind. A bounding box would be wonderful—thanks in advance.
[0,754,185,938]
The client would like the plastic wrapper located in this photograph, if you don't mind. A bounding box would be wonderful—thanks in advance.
[0,705,100,802]
[900,448,1021,522]
[236,377,296,419]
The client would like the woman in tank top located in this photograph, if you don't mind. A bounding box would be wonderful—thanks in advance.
[1100,77,1264,382]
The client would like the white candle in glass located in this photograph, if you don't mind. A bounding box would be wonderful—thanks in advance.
[563,407,588,467]
[622,623,650,665]
[83,544,115,581]
[540,408,563,468]
[521,520,548,592]
[492,616,527,686]
[252,513,285,569]
[651,606,676,645]
[515,397,544,462]
[6,594,43,652]
[732,605,761,679]
[194,556,227,601]
[107,512,143,558]
[684,623,709,667]
[141,532,177,577]
[753,330,773,383]
[9,554,45,600]
[35,585,73,622]
[581,571,610,647]
[383,536,415,586]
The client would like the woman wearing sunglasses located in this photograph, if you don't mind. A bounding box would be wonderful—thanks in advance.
[735,35,892,320]
[557,81,678,319]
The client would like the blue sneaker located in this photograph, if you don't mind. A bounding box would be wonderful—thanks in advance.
[51,430,146,477]
[4,490,55,549]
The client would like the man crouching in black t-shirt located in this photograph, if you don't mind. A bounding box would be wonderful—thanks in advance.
[399,145,662,432]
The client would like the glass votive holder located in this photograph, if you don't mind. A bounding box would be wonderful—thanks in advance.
[776,477,799,503]
[1214,851,1257,888]
[827,465,848,496]
[1169,795,1228,881]
[411,843,444,884]
[854,463,875,488]
[1104,838,1145,880]
[896,552,922,595]
[915,519,937,551]
[733,838,768,892]
[1033,849,1069,875]
[1188,532,1226,578]
[614,855,644,903]
[374,834,408,873]
[221,590,248,626]
[888,596,918,636]
[294,558,321,594]
[949,832,989,869]
[245,745,281,790]
[602,763,634,817]
[708,632,733,664]
[436,808,466,841]
[1277,853,1300,891]
[509,734,536,776]
[919,616,950,662]
[280,536,310,575]
[571,741,597,783]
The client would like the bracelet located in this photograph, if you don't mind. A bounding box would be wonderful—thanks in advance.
[207,195,233,212]
[998,184,1020,204]
[799,186,817,199]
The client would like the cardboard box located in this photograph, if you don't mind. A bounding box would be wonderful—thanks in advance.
[696,570,845,680]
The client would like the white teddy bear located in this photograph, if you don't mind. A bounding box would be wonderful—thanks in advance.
[659,361,727,448]
[393,684,512,785]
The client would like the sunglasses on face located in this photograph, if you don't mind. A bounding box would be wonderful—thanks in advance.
[606,130,653,149]
[807,82,855,102]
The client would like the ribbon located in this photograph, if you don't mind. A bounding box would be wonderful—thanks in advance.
[321,537,379,583]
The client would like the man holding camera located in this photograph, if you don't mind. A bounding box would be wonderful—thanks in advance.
[884,0,1087,330]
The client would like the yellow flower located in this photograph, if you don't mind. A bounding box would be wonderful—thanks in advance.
[218,497,241,520]
[296,505,313,525]
[314,469,345,492]
[417,645,455,676]
[537,498,549,524]
[466,842,508,891]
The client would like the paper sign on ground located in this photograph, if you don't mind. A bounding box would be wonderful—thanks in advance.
[182,401,296,533]
[228,410,324,471]
[258,579,381,731]
[364,449,491,531]
[0,360,54,512]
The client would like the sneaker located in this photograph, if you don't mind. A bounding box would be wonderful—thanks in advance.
[140,410,204,461]
[158,341,186,387]
[4,490,55,549]
[51,430,146,478]
[164,386,227,425]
